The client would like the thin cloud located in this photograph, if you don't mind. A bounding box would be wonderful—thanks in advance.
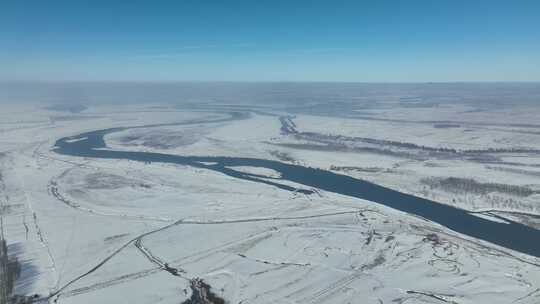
[126,43,253,60]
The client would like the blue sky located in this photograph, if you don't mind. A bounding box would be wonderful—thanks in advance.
[2,1,539,82]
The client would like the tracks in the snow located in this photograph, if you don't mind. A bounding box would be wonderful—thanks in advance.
[48,210,362,301]
[48,175,172,223]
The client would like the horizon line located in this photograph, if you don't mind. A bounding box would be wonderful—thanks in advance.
[2,80,540,85]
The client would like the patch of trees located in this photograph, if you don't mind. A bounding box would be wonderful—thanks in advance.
[0,239,21,304]
[330,165,382,173]
[279,116,298,135]
[181,279,225,304]
[268,150,296,163]
[279,116,540,159]
[421,177,536,197]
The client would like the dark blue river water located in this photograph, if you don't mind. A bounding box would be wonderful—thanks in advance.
[53,114,540,258]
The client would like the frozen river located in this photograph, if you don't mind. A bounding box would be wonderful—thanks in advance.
[53,112,540,258]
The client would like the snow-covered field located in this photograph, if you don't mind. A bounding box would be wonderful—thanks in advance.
[1,99,539,304]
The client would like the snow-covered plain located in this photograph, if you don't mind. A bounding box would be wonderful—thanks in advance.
[0,99,539,304]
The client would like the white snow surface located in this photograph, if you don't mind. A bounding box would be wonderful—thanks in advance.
[0,102,539,304]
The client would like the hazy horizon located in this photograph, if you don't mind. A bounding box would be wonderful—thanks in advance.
[2,81,540,107]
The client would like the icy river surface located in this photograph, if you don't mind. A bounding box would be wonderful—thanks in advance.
[53,113,540,258]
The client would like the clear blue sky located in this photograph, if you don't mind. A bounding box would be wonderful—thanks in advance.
[2,1,539,82]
